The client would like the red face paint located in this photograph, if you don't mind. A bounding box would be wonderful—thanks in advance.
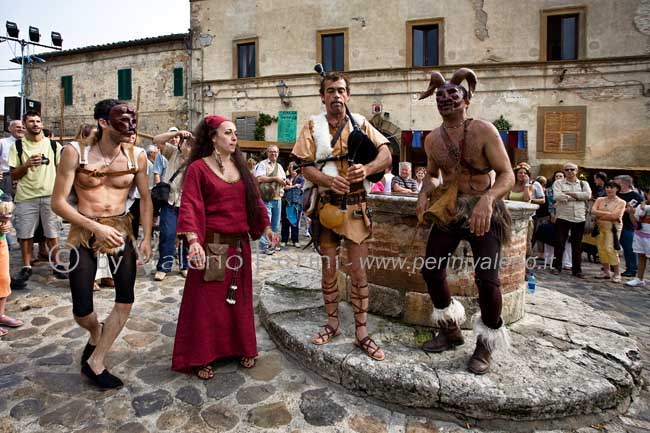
[108,104,137,135]
[436,83,466,115]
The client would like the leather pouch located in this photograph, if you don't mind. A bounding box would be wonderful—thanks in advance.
[204,243,229,282]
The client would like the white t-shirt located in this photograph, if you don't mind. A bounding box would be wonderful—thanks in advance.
[254,159,286,200]
[635,205,650,234]
[0,136,16,172]
[383,173,394,193]
[532,181,545,199]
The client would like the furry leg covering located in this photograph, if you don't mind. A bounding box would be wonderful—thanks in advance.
[431,299,466,328]
[472,314,510,353]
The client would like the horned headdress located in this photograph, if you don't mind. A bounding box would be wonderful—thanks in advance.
[418,68,477,101]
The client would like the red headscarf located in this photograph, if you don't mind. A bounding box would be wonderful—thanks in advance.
[205,115,230,130]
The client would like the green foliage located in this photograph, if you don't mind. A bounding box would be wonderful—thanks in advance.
[493,115,512,131]
[414,328,433,345]
[254,113,278,141]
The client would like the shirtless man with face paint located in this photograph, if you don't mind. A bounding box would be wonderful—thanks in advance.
[52,99,152,388]
[415,69,515,375]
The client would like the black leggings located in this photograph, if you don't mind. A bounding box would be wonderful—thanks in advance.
[421,221,503,329]
[68,240,137,317]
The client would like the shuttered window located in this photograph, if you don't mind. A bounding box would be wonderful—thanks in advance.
[235,115,257,141]
[173,67,183,96]
[61,75,73,106]
[117,68,132,100]
[537,106,586,154]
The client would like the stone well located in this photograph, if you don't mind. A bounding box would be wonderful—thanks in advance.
[339,194,537,329]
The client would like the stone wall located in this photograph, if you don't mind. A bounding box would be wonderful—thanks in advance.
[26,39,189,138]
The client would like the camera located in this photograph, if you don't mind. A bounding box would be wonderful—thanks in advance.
[40,154,50,165]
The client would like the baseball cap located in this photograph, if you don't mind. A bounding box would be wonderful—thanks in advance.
[168,127,179,133]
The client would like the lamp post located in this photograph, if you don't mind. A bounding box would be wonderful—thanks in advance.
[1,21,62,115]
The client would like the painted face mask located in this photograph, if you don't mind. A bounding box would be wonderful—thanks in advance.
[435,84,466,115]
[108,104,137,134]
[419,68,477,116]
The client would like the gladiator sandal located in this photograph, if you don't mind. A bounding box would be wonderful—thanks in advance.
[350,284,385,361]
[311,279,341,345]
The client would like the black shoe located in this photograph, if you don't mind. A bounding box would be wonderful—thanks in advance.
[551,269,561,275]
[621,271,636,277]
[10,277,27,291]
[52,264,67,280]
[81,343,96,365]
[81,361,123,389]
[573,272,586,279]
[18,267,32,281]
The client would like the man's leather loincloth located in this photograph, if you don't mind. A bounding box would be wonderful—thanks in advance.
[67,213,135,255]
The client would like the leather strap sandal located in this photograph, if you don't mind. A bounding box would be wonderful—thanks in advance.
[350,285,385,361]
[312,279,341,345]
[194,365,214,380]
[240,357,256,368]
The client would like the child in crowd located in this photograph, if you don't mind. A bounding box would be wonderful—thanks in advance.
[0,191,23,337]
[628,191,650,287]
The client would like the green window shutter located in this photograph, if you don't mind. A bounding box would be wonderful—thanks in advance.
[118,68,132,100]
[61,76,73,106]
[173,67,183,96]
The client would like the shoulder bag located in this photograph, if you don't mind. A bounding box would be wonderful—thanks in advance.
[258,162,279,202]
[151,167,183,211]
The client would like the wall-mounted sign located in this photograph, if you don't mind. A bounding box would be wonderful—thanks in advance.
[277,111,298,143]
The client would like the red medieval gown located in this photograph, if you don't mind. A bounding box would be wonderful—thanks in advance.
[171,159,269,373]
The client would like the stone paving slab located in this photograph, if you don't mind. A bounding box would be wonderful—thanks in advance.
[0,239,648,433]
[261,267,642,430]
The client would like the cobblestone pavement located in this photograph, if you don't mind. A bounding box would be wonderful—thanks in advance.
[0,235,648,433]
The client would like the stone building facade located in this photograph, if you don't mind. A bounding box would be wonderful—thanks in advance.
[18,34,190,138]
[189,0,650,173]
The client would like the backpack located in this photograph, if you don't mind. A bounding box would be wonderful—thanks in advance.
[15,138,59,166]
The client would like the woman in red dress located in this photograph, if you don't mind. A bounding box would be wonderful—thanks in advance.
[172,115,271,379]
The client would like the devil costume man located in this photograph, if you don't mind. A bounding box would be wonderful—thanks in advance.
[417,68,516,374]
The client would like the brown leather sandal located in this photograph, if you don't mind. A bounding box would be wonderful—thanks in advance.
[240,357,256,368]
[350,285,385,361]
[194,365,214,380]
[311,279,341,345]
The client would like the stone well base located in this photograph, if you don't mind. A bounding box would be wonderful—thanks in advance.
[260,266,642,430]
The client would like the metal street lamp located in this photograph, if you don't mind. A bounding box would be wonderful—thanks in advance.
[276,80,291,107]
[1,21,63,115]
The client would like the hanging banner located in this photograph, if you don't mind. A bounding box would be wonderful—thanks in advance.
[277,111,297,143]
